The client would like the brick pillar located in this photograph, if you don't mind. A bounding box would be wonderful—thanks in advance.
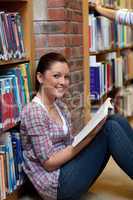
[33,0,84,133]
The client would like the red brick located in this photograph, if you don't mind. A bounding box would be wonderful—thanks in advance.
[48,0,65,8]
[70,23,83,34]
[48,8,66,20]
[72,11,83,22]
[70,59,83,71]
[35,48,46,60]
[37,47,66,56]
[71,35,82,46]
[71,46,83,58]
[65,1,82,10]
[64,47,72,58]
[66,9,73,21]
[70,70,83,84]
[34,21,68,34]
[48,35,66,47]
[34,35,47,48]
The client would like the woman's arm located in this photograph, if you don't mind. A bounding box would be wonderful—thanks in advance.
[43,118,106,172]
[94,0,133,26]
[95,5,116,20]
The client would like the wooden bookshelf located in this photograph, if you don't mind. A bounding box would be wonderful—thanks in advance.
[83,0,90,123]
[0,58,30,66]
[0,0,34,199]
[0,0,35,82]
[83,1,133,120]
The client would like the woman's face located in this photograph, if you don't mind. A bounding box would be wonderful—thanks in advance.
[38,61,70,100]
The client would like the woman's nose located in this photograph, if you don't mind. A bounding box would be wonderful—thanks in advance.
[60,77,65,84]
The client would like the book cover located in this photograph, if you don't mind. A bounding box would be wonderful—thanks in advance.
[72,98,113,147]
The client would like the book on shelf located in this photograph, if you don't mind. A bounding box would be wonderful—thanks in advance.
[0,63,32,131]
[0,130,23,199]
[89,12,133,52]
[88,0,133,8]
[0,153,6,200]
[0,11,25,61]
[72,98,113,147]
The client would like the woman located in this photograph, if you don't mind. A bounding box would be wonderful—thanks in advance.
[20,52,133,200]
[95,0,133,25]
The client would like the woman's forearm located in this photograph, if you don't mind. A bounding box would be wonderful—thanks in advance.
[95,5,116,20]
[43,118,106,172]
[43,136,94,172]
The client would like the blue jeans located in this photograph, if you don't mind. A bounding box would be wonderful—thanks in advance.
[57,114,133,200]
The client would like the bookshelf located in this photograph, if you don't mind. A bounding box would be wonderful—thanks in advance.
[0,0,34,199]
[83,1,133,123]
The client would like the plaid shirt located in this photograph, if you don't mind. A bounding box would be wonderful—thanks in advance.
[20,97,73,200]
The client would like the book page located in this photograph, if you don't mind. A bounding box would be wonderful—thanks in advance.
[72,98,113,147]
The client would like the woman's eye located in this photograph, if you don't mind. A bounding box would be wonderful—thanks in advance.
[54,74,60,78]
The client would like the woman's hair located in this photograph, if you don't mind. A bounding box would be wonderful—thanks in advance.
[35,52,69,92]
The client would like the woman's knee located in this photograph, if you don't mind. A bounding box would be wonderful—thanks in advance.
[104,117,122,136]
[107,113,128,126]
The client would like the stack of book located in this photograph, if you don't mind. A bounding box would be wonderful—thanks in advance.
[0,63,32,131]
[89,13,133,52]
[90,53,122,100]
[0,130,24,200]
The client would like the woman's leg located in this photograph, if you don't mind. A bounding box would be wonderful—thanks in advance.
[108,114,133,141]
[57,116,133,200]
[104,116,133,178]
[57,129,110,200]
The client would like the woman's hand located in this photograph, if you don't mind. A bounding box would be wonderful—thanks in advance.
[95,0,102,9]
[89,0,102,10]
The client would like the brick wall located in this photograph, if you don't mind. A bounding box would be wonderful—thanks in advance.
[33,0,84,133]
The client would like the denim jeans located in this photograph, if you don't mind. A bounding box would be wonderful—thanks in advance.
[57,114,133,200]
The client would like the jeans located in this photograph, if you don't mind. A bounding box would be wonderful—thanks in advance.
[57,114,133,200]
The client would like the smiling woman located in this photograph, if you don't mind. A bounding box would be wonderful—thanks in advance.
[20,52,133,200]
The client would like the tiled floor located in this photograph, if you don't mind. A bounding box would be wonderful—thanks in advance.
[84,157,133,200]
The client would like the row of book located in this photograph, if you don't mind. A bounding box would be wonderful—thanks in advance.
[100,0,133,9]
[90,50,133,100]
[88,0,133,8]
[89,13,133,52]
[0,129,24,200]
[0,62,32,131]
[115,85,133,117]
[0,11,25,61]
[91,85,133,118]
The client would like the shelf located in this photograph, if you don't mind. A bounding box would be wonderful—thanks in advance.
[0,0,28,2]
[90,45,133,55]
[0,58,30,67]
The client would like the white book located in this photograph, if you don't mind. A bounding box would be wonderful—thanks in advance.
[72,98,113,147]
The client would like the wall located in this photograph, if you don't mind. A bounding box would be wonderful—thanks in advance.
[33,0,84,133]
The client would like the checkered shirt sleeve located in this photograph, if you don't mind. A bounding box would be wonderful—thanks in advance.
[21,104,54,164]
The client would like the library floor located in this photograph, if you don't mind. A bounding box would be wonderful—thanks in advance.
[82,157,133,200]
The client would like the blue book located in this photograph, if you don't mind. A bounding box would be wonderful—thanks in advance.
[90,65,101,100]
[0,132,17,193]
[0,144,12,193]
[11,130,24,186]
[0,68,25,107]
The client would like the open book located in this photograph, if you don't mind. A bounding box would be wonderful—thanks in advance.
[72,98,113,147]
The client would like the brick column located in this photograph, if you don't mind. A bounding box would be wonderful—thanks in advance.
[33,0,84,133]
